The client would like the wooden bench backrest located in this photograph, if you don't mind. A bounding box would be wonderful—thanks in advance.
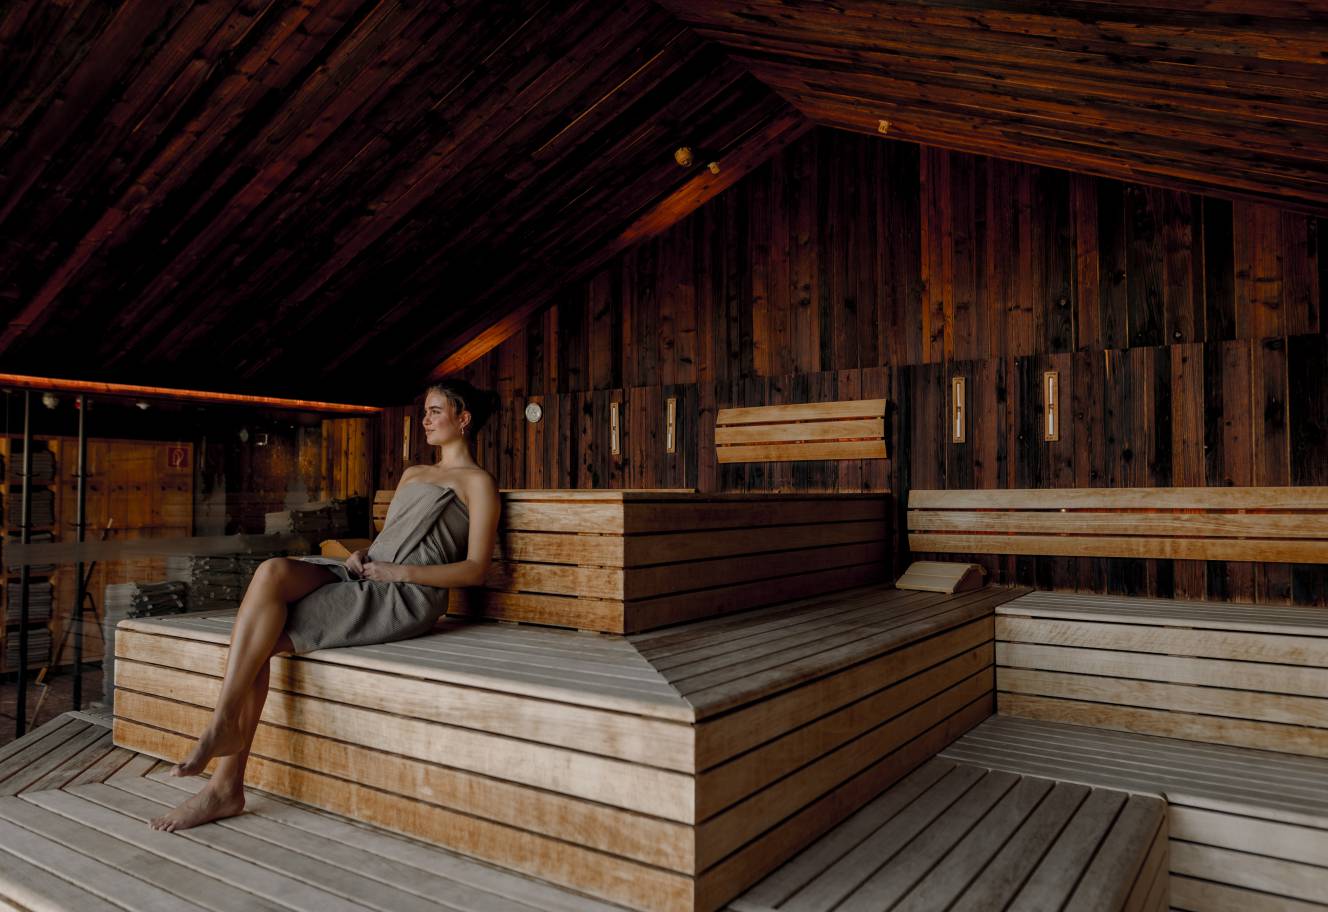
[715,399,887,463]
[908,486,1328,564]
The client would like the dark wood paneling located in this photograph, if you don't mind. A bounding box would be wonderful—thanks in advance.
[655,0,1328,213]
[443,129,1327,606]
[0,0,807,403]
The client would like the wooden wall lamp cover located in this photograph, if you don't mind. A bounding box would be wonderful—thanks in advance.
[715,399,888,462]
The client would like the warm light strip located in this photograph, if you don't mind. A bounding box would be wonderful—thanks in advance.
[0,373,380,413]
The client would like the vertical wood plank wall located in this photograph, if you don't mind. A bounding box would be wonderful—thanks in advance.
[388,130,1326,607]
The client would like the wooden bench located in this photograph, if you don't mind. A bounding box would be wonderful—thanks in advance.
[731,756,1168,912]
[908,485,1328,563]
[111,581,1023,912]
[906,486,1328,909]
[377,487,891,633]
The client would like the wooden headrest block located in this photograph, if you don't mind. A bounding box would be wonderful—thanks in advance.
[715,399,887,463]
[896,560,987,594]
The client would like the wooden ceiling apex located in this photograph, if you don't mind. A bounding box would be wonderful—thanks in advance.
[654,0,1328,214]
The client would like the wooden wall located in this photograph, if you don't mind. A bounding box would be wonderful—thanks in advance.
[402,129,1326,605]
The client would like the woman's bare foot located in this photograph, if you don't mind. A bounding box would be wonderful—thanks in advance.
[171,713,247,777]
[148,782,245,832]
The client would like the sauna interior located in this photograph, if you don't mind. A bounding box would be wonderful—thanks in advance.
[0,2,1325,911]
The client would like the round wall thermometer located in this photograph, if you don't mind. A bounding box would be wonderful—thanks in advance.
[524,402,543,423]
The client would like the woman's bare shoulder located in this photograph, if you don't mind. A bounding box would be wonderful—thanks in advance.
[459,468,498,507]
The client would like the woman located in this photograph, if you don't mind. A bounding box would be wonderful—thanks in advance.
[149,379,501,831]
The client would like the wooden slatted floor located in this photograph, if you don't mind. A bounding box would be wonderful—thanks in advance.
[731,757,1167,912]
[0,711,1168,912]
[2,711,1170,912]
[0,712,626,912]
[942,715,1328,911]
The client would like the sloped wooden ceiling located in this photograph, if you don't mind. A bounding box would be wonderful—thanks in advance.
[0,0,807,404]
[655,0,1328,214]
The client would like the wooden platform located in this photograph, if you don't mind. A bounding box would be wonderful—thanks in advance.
[111,583,1028,912]
[731,756,1167,912]
[942,715,1328,912]
[2,713,1165,912]
[0,712,625,912]
[392,488,891,633]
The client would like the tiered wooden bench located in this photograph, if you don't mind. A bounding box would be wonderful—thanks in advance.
[112,582,1023,912]
[375,488,892,633]
[903,482,1328,912]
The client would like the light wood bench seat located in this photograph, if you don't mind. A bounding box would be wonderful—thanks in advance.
[942,715,1328,912]
[113,582,1027,912]
[730,755,1167,912]
[375,487,892,633]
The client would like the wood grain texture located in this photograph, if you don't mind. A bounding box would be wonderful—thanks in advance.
[942,714,1328,912]
[654,0,1328,213]
[111,584,1013,912]
[0,0,808,403]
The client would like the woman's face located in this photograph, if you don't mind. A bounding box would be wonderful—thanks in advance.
[422,391,466,445]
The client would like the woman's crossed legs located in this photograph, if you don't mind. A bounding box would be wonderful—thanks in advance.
[148,556,337,831]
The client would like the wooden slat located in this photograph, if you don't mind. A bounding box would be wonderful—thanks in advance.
[1004,591,1328,634]
[910,486,1328,510]
[717,439,888,463]
[1000,667,1328,729]
[910,531,1328,563]
[912,509,1328,538]
[717,399,888,424]
[999,692,1328,759]
[714,417,884,444]
[998,642,1328,698]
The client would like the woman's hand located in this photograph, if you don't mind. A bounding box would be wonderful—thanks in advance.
[345,549,370,576]
[359,560,409,583]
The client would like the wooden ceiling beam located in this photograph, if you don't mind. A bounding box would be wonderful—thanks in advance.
[654,0,1328,214]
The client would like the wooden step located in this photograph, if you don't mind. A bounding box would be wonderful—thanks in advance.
[941,715,1328,911]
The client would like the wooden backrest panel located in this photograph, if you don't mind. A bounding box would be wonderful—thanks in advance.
[715,399,887,463]
[908,486,1328,564]
[374,488,892,633]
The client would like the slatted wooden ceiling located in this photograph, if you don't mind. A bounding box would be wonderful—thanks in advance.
[0,0,806,403]
[655,0,1328,214]
[2,1,1325,400]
